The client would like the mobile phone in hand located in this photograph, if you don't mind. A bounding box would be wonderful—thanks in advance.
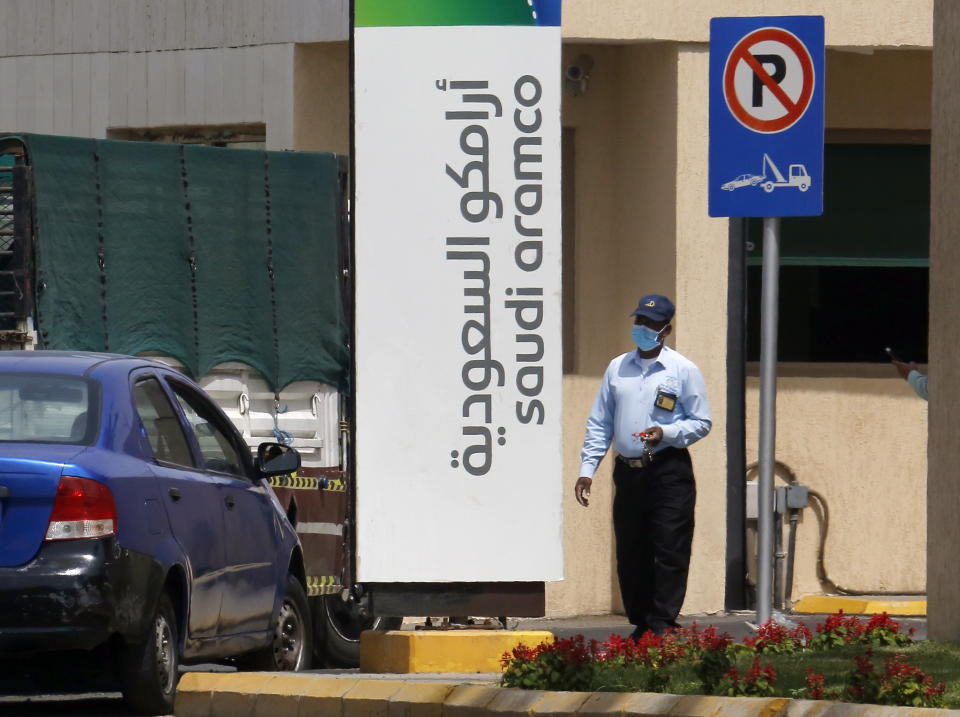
[884,346,903,363]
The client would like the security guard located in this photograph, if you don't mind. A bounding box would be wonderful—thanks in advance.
[575,294,711,639]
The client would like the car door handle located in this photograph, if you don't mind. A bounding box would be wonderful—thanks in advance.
[224,495,236,509]
[168,487,181,502]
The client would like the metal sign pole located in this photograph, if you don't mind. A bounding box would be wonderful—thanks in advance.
[756,215,780,626]
[709,15,823,629]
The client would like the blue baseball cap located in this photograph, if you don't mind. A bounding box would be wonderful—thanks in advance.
[630,294,675,322]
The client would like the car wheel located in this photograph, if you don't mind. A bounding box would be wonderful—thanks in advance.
[238,575,312,671]
[315,594,402,667]
[120,591,178,716]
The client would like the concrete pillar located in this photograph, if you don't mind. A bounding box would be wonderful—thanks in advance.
[927,0,960,641]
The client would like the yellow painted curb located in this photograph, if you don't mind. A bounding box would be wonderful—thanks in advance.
[667,695,731,716]
[342,679,408,717]
[175,671,263,717]
[298,676,360,714]
[440,683,503,717]
[486,688,549,714]
[387,682,459,717]
[175,676,957,717]
[210,690,255,717]
[792,596,927,616]
[714,696,788,717]
[253,674,318,717]
[781,699,833,717]
[623,691,681,715]
[531,691,593,716]
[359,629,555,673]
[578,691,644,717]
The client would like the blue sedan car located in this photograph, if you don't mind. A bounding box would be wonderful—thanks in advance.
[0,352,310,714]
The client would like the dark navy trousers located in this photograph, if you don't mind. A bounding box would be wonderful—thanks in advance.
[612,447,696,633]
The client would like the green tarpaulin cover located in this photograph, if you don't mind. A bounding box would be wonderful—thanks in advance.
[11,134,348,393]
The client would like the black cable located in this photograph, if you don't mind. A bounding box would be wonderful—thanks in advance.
[807,489,924,596]
[745,459,924,597]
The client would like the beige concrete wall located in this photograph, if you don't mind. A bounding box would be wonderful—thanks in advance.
[281,6,937,619]
[928,0,960,640]
[550,42,680,616]
[293,42,349,154]
[279,10,938,619]
[551,36,933,618]
[563,0,931,48]
[826,49,931,130]
[745,374,928,601]
[558,43,678,378]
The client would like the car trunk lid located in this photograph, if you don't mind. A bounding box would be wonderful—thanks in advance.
[0,446,84,567]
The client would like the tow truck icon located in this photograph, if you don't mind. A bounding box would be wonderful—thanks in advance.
[721,153,811,193]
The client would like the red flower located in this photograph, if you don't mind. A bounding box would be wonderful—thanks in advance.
[805,669,826,699]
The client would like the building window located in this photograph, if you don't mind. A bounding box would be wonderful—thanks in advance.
[746,142,929,363]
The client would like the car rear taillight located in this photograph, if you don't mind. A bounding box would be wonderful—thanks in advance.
[45,476,117,541]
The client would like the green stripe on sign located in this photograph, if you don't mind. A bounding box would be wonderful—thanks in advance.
[356,0,537,27]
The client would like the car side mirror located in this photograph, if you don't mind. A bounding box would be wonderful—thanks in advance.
[256,442,301,476]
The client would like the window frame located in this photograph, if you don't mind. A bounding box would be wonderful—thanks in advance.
[744,132,930,371]
[164,377,255,482]
[131,373,197,470]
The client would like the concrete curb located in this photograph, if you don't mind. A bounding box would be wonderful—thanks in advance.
[173,673,958,717]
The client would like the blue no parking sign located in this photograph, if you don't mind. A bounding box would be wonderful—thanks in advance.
[708,16,824,218]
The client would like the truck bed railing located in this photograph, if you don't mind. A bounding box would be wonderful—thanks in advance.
[0,145,32,330]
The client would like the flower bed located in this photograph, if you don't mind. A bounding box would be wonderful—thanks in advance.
[500,612,951,708]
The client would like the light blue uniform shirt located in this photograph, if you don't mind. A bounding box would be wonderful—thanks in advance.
[578,346,712,479]
[908,369,928,401]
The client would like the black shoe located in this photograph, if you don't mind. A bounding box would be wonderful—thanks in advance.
[628,626,648,641]
[646,623,670,637]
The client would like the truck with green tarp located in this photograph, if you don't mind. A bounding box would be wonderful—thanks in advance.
[0,133,400,667]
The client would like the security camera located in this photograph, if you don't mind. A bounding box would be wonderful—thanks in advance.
[565,64,585,82]
[564,54,594,95]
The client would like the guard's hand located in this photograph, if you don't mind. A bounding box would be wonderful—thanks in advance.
[643,426,663,446]
[892,360,919,381]
[575,477,592,507]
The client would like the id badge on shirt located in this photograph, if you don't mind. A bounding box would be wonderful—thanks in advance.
[655,388,677,411]
[655,378,680,412]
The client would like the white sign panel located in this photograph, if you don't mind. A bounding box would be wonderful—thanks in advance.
[354,15,562,582]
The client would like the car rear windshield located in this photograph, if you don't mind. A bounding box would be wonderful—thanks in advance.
[0,373,100,444]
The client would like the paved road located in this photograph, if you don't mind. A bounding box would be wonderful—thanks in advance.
[0,612,928,716]
[0,692,133,715]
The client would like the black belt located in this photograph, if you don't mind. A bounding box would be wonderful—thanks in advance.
[617,447,681,469]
